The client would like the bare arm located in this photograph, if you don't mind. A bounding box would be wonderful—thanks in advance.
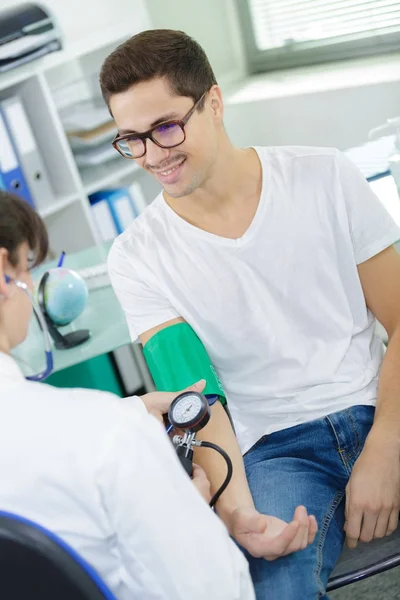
[345,245,400,547]
[140,317,186,345]
[140,320,317,559]
[358,246,400,440]
[191,394,317,558]
[195,401,255,522]
[140,318,254,523]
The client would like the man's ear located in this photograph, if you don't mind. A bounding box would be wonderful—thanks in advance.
[208,85,224,121]
[0,248,11,297]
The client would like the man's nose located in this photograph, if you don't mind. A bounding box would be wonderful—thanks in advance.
[145,138,171,168]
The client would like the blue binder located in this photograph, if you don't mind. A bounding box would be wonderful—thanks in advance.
[89,188,137,234]
[0,106,35,207]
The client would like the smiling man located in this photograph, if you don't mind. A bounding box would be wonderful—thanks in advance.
[100,29,400,599]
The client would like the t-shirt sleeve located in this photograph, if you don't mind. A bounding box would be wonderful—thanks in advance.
[337,151,400,265]
[107,238,180,342]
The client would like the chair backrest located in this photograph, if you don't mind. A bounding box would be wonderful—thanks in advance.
[0,511,117,600]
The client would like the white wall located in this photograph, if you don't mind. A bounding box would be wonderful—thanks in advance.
[224,78,400,151]
[145,0,244,86]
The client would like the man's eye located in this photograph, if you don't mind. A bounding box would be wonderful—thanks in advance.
[155,123,178,134]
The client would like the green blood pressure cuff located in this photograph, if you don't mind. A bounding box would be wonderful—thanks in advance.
[143,322,227,406]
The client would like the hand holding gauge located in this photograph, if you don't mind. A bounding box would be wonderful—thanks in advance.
[167,391,232,508]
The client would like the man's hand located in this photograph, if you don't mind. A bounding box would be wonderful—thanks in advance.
[345,433,400,548]
[192,463,212,503]
[228,506,318,561]
[140,379,206,422]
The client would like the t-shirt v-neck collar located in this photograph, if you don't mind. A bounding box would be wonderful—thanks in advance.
[158,147,270,247]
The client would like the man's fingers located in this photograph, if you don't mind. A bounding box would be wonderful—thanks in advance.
[345,504,363,548]
[276,512,318,557]
[291,505,309,549]
[346,535,358,549]
[308,515,318,544]
[293,505,309,523]
[265,521,300,560]
[345,485,351,523]
[387,509,399,536]
[359,511,379,544]
[374,510,391,539]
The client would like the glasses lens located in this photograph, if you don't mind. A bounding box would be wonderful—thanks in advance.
[116,137,145,159]
[152,123,184,147]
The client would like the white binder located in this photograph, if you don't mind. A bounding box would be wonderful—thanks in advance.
[90,199,118,242]
[1,96,54,210]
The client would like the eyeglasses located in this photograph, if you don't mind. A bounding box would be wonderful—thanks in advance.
[112,91,208,160]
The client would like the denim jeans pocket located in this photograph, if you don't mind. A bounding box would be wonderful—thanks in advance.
[326,405,375,476]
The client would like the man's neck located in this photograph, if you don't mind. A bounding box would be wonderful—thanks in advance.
[162,143,263,239]
[165,143,261,215]
[0,336,10,355]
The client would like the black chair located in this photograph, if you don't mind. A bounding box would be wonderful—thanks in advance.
[0,511,117,600]
[327,526,400,591]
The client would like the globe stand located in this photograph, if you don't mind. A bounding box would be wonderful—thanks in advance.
[38,272,90,350]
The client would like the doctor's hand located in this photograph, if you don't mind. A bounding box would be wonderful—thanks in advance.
[228,506,318,561]
[192,463,212,503]
[344,431,400,549]
[140,379,206,423]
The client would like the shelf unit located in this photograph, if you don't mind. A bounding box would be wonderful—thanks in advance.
[82,159,140,196]
[39,193,80,219]
[0,16,153,257]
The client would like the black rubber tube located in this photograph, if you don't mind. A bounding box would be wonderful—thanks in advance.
[199,441,233,508]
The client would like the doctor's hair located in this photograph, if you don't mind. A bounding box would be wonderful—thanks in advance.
[0,191,48,268]
[99,29,217,110]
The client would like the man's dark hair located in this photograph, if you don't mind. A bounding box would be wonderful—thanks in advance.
[100,29,217,109]
[0,191,48,267]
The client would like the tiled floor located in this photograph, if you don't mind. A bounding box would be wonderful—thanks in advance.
[331,567,400,599]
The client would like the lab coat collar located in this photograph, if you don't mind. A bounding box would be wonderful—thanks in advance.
[0,352,25,384]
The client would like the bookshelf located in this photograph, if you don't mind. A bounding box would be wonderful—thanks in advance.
[0,16,153,256]
[82,160,140,196]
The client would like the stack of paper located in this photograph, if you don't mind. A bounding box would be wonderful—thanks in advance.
[61,101,119,168]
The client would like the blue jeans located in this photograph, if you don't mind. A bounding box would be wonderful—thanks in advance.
[243,405,375,600]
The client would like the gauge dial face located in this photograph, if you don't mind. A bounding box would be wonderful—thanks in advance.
[171,393,203,425]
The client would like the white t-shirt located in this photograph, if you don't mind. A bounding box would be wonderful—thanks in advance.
[0,353,254,600]
[108,146,400,454]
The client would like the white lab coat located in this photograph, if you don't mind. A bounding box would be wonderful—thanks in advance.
[0,353,254,600]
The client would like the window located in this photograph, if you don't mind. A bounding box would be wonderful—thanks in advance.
[236,0,400,73]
